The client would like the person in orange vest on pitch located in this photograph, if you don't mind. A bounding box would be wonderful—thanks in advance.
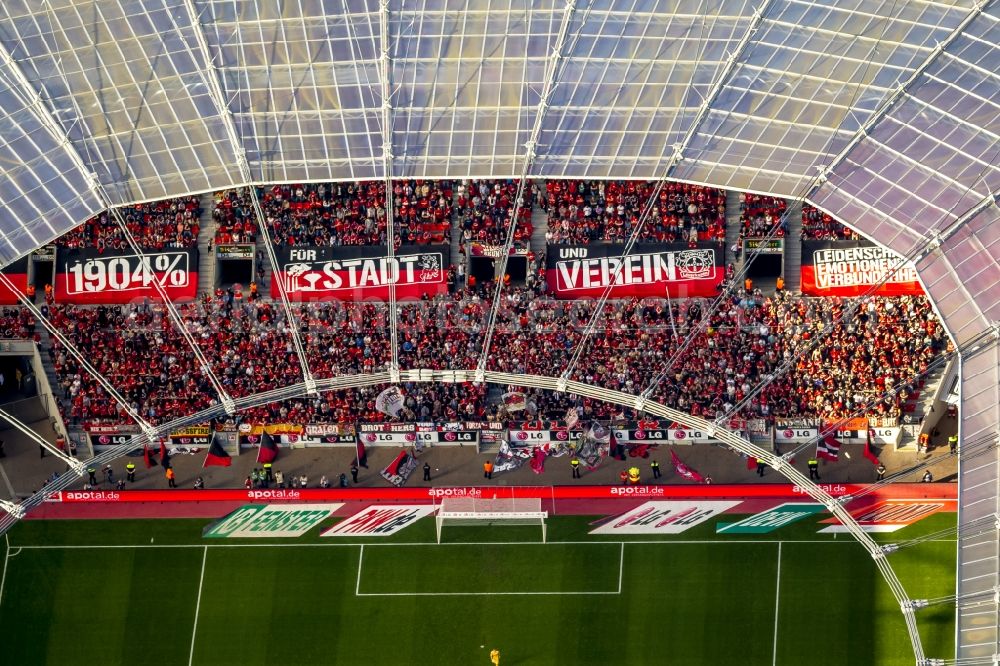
[166,467,176,488]
[483,459,494,479]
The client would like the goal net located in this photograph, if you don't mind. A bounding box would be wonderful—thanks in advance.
[435,497,548,543]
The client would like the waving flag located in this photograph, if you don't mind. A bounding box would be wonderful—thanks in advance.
[375,386,405,417]
[142,444,156,469]
[670,449,706,483]
[256,431,279,464]
[159,439,169,469]
[564,407,579,430]
[380,450,418,487]
[816,435,841,461]
[203,438,232,468]
[863,438,881,465]
[502,391,527,412]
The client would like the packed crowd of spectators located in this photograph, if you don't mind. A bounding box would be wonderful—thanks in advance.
[0,307,36,340]
[212,189,257,245]
[47,304,217,426]
[542,180,726,245]
[456,179,534,250]
[737,193,787,243]
[256,180,454,248]
[54,197,202,250]
[41,276,944,429]
[501,291,944,423]
[801,204,861,240]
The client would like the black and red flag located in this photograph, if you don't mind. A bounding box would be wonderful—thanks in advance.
[159,439,169,468]
[256,431,279,464]
[354,438,368,469]
[863,438,881,465]
[203,438,232,468]
[142,444,156,469]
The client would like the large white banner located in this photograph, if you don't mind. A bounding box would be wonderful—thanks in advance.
[320,505,438,537]
[590,500,740,535]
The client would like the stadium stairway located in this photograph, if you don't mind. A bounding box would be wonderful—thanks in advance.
[724,190,742,266]
[783,200,803,293]
[197,192,217,294]
[529,201,548,253]
[36,328,64,418]
[256,233,273,294]
[902,362,948,434]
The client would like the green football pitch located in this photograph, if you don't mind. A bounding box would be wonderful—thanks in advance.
[0,513,955,665]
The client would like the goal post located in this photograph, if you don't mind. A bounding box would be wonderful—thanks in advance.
[435,497,548,543]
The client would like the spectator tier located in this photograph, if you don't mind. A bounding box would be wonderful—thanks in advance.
[802,204,861,240]
[543,180,725,245]
[54,197,202,250]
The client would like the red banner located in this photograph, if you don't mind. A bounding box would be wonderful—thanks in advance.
[545,243,723,299]
[800,241,923,296]
[55,247,198,304]
[270,245,450,301]
[0,256,29,305]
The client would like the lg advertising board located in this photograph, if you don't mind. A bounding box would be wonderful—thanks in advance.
[55,247,199,304]
[545,242,723,298]
[800,241,923,297]
[271,244,450,301]
[611,427,711,444]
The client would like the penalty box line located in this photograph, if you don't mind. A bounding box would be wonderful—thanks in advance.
[10,539,881,550]
[354,543,625,597]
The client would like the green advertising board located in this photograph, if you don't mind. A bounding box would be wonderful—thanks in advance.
[715,503,826,534]
[204,503,341,538]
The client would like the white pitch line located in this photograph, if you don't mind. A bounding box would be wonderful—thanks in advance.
[617,542,625,594]
[13,539,896,551]
[772,541,782,666]
[357,590,620,597]
[188,546,208,666]
[355,545,365,597]
[0,534,9,610]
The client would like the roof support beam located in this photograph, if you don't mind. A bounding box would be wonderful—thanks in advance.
[0,408,83,476]
[179,0,317,395]
[475,0,578,381]
[665,0,777,177]
[378,0,400,384]
[815,0,991,187]
[0,35,232,433]
[918,190,1000,261]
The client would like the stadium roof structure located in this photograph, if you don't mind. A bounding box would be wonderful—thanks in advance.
[0,0,996,661]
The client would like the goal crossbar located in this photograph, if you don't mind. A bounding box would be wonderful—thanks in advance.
[435,498,547,543]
